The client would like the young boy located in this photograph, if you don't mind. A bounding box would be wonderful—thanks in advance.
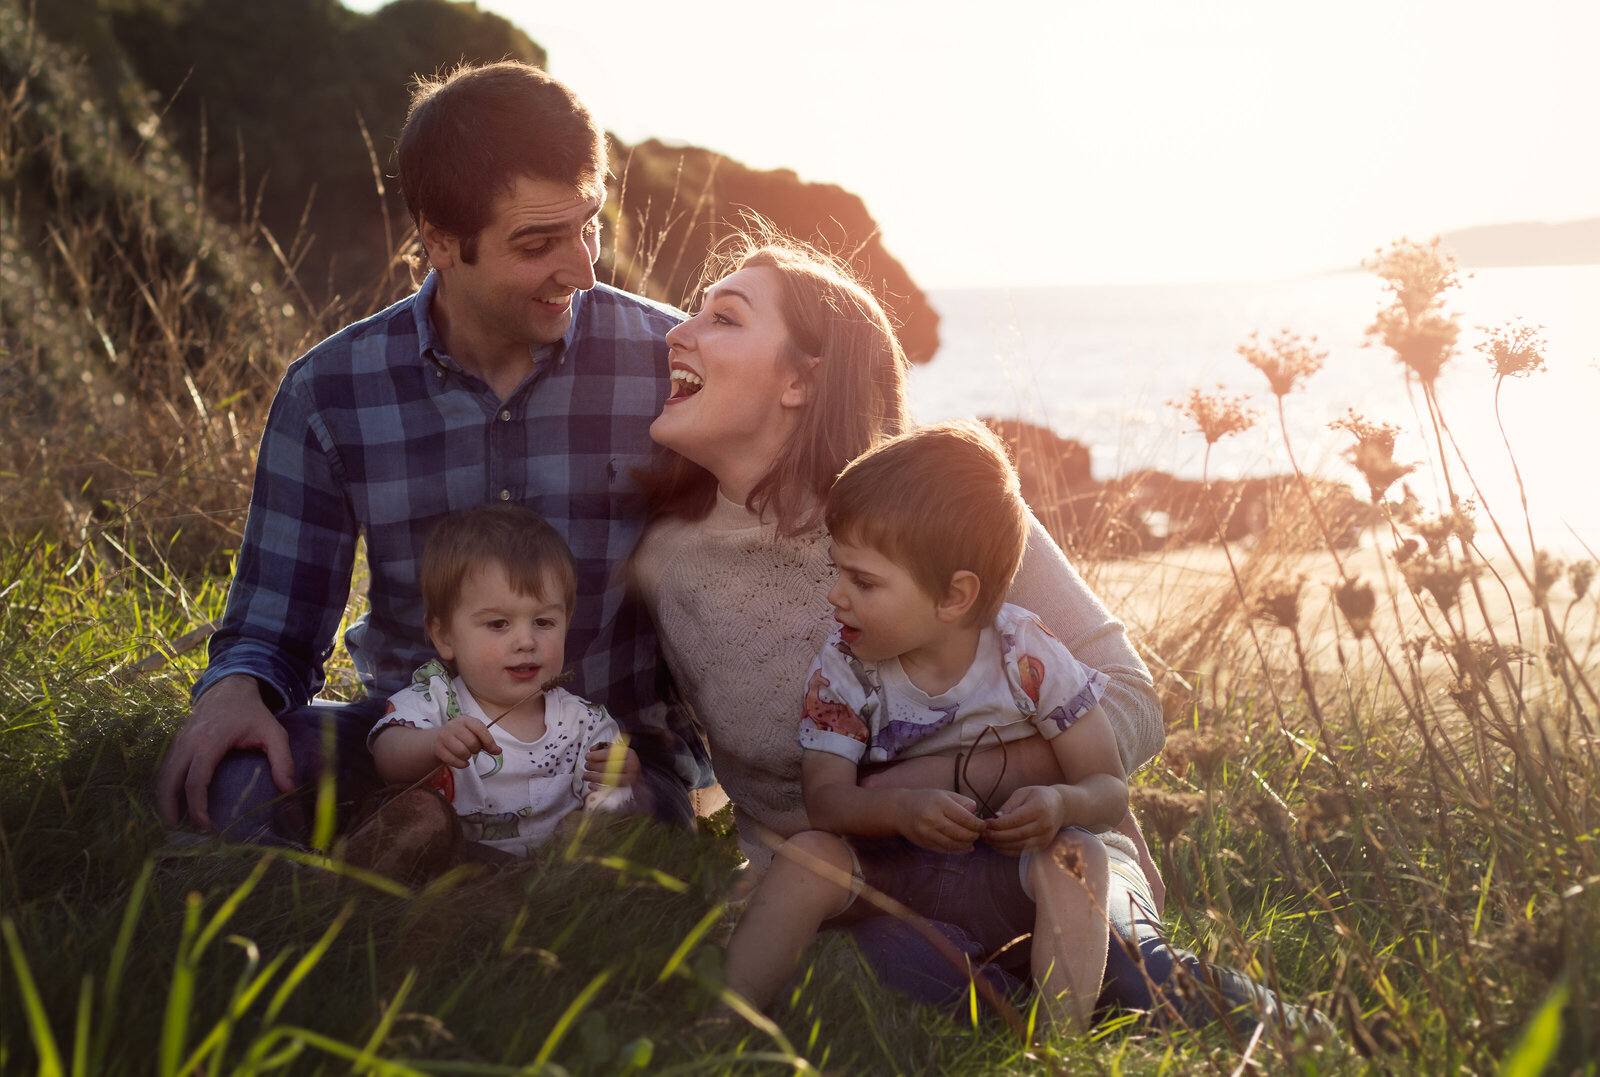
[362,505,640,866]
[724,421,1132,1030]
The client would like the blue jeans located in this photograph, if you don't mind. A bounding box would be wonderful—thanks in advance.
[205,698,389,847]
[204,698,694,846]
[847,843,1277,1031]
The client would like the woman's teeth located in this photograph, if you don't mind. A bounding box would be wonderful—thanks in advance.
[669,369,704,399]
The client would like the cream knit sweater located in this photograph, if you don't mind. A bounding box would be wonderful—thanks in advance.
[632,492,1163,867]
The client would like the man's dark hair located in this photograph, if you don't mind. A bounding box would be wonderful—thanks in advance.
[398,60,605,264]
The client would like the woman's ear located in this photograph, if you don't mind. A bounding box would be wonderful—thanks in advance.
[779,355,822,409]
[935,570,981,624]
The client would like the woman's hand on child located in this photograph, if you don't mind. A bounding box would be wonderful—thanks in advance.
[583,740,640,789]
[434,716,501,768]
[896,789,983,853]
[984,785,1065,855]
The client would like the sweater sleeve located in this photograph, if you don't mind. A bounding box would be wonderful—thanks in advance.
[1004,513,1163,771]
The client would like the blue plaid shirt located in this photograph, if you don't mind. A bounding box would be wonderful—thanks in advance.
[195,273,712,788]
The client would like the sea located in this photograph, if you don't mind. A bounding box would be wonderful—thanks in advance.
[910,265,1599,555]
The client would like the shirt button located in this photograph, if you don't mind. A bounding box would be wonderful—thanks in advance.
[499,490,511,501]
[435,370,444,379]
[499,410,511,422]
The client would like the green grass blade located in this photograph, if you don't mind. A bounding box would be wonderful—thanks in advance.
[248,1027,430,1076]
[93,858,152,1067]
[353,967,418,1072]
[262,900,353,1025]
[70,975,91,1077]
[530,969,613,1071]
[157,893,204,1077]
[1498,980,1568,1077]
[192,855,273,957]
[655,904,724,983]
[310,721,339,853]
[176,943,289,1077]
[2,917,66,1077]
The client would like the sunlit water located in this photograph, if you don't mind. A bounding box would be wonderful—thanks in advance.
[912,265,1598,555]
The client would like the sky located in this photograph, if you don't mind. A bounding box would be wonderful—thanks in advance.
[345,0,1600,289]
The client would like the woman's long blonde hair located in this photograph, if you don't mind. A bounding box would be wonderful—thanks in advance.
[637,230,912,533]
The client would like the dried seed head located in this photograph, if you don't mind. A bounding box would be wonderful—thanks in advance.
[1299,789,1354,841]
[1400,553,1473,613]
[1364,239,1463,385]
[1394,537,1420,564]
[1572,561,1595,602]
[1129,785,1206,845]
[1533,549,1564,607]
[1451,638,1533,677]
[1417,500,1477,555]
[1254,575,1305,632]
[1335,577,1376,636]
[1330,410,1416,502]
[1476,320,1548,380]
[1364,237,1461,318]
[1168,726,1243,787]
[1239,330,1327,398]
[1243,791,1292,841]
[1170,385,1258,444]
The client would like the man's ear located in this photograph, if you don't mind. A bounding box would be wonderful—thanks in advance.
[935,570,981,624]
[417,216,459,271]
[779,355,822,409]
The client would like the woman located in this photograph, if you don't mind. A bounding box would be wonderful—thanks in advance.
[632,235,1265,1024]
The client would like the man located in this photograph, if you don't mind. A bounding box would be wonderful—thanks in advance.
[156,61,707,840]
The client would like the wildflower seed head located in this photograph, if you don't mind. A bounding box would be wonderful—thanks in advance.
[1476,320,1548,380]
[1299,789,1354,842]
[1393,537,1420,564]
[1129,785,1206,845]
[1400,553,1472,613]
[1418,500,1477,555]
[1569,560,1594,602]
[1243,791,1292,841]
[1239,329,1327,398]
[1364,237,1461,320]
[1331,410,1416,501]
[1254,574,1305,632]
[1369,305,1461,385]
[1335,577,1376,637]
[1170,385,1258,445]
[1533,549,1564,607]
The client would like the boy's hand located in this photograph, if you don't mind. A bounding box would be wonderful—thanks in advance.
[434,716,500,769]
[583,740,640,789]
[896,789,983,853]
[984,785,1065,855]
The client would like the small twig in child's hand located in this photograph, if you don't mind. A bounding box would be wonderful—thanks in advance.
[351,670,574,836]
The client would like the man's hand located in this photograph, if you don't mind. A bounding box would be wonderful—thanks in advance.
[583,739,640,789]
[434,716,500,769]
[984,785,1065,855]
[156,674,294,832]
[895,789,983,853]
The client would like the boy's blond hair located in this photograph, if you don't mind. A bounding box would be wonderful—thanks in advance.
[825,420,1029,626]
[421,505,577,626]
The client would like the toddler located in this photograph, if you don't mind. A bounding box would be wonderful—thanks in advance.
[363,505,639,867]
[725,420,1132,1030]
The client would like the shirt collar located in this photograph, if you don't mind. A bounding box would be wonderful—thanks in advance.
[413,270,587,374]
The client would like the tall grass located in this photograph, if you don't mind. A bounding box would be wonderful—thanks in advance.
[4,10,1599,1073]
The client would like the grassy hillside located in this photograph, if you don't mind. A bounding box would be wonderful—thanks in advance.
[1,2,1596,1073]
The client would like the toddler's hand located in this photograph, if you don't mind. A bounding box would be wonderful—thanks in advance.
[897,789,983,853]
[584,739,640,789]
[434,716,500,769]
[984,785,1065,855]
